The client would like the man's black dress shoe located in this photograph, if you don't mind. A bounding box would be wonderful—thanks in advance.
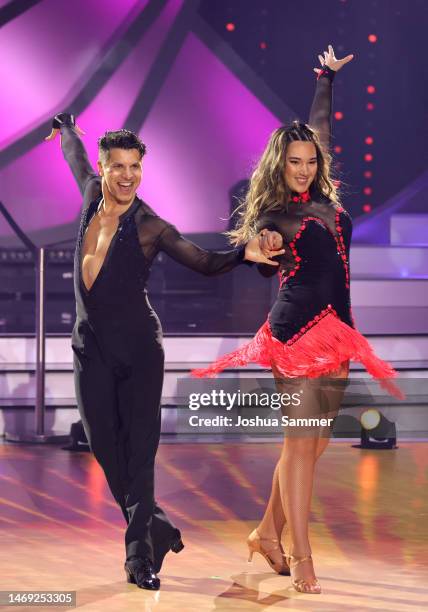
[124,557,160,590]
[153,528,185,573]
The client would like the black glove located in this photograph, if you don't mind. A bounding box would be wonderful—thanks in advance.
[52,113,75,129]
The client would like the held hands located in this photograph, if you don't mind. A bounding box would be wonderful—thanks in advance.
[245,229,284,266]
[260,229,283,251]
[314,44,354,75]
[45,113,85,141]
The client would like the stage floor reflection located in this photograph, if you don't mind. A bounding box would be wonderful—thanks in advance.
[0,440,427,611]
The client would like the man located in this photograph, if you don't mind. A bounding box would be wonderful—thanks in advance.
[46,115,282,590]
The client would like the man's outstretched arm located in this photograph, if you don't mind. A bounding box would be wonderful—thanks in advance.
[154,220,284,277]
[46,113,101,206]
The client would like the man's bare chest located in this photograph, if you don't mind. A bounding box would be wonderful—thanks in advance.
[82,213,120,258]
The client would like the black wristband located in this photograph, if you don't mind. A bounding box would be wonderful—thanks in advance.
[317,64,336,82]
[52,113,75,129]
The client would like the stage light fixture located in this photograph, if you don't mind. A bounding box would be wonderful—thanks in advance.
[363,204,372,213]
[225,22,235,32]
[363,187,372,195]
[364,153,373,162]
[361,409,380,429]
[334,145,342,154]
[334,111,343,120]
[366,102,374,111]
[368,34,377,43]
[367,85,376,94]
[364,170,372,178]
[365,136,374,145]
[358,409,397,449]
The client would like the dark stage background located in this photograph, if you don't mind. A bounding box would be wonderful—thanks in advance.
[1,0,427,240]
[0,0,427,333]
[200,0,428,217]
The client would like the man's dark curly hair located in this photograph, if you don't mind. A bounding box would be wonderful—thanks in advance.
[98,129,146,160]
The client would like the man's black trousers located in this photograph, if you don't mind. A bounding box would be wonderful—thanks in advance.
[72,319,176,562]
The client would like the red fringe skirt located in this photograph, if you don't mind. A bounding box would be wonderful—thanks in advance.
[191,311,403,399]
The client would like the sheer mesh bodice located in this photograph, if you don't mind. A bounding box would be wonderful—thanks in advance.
[252,198,354,343]
[256,199,352,280]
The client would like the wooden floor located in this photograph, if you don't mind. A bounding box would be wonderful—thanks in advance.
[0,440,427,611]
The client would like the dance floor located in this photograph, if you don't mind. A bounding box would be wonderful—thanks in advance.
[0,439,427,611]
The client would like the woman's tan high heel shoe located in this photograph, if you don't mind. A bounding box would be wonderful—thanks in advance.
[286,554,321,594]
[247,529,290,575]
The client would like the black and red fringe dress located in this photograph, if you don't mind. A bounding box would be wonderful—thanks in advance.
[192,68,401,398]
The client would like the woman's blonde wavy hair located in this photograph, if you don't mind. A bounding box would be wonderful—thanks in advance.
[226,121,338,245]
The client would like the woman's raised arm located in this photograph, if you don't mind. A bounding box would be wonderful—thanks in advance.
[309,45,354,151]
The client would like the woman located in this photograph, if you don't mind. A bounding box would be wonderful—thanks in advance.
[193,46,401,594]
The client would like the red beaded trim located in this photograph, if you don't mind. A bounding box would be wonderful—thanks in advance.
[286,304,337,346]
[334,207,350,289]
[278,216,316,288]
[278,212,350,289]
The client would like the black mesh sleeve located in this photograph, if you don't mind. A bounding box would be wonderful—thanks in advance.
[308,66,335,151]
[56,113,100,203]
[157,223,246,276]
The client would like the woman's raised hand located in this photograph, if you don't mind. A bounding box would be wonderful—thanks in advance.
[314,44,354,75]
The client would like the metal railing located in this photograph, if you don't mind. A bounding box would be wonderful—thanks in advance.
[0,201,70,443]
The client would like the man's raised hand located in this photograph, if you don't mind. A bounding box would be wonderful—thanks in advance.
[45,113,85,141]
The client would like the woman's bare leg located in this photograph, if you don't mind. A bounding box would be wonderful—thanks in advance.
[280,436,318,551]
[257,436,332,540]
[256,361,349,589]
[256,462,284,539]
